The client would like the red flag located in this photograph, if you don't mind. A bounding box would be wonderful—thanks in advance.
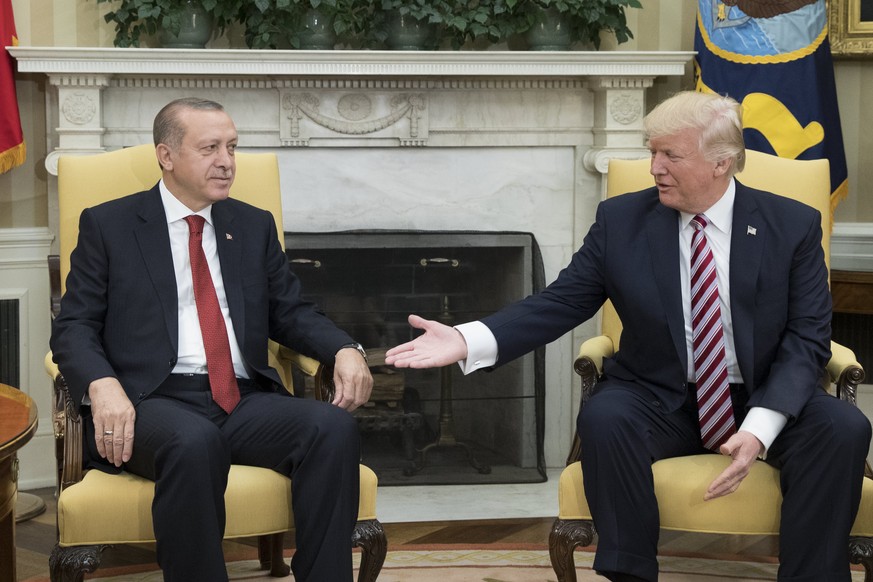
[1,0,25,174]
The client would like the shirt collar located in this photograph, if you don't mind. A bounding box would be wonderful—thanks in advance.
[159,179,214,226]
[679,178,735,235]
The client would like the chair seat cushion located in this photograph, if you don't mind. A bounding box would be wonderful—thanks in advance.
[558,456,873,536]
[58,463,379,546]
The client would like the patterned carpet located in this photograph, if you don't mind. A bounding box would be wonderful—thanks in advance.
[22,544,867,581]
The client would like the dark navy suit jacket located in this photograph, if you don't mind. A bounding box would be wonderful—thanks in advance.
[51,184,354,413]
[482,181,831,420]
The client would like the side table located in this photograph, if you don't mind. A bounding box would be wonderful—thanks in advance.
[0,383,39,582]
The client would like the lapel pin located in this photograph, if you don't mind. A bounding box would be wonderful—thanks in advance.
[747,226,757,236]
[226,233,233,240]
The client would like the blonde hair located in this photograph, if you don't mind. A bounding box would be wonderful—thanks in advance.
[644,91,746,175]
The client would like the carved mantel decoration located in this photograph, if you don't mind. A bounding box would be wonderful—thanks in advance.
[10,47,694,468]
[279,87,428,147]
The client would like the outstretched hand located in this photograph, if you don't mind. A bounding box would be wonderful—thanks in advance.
[384,314,469,369]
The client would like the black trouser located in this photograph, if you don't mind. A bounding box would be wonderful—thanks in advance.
[86,374,361,582]
[577,381,871,582]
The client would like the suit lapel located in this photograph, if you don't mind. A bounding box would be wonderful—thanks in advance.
[729,182,763,385]
[646,202,688,374]
[134,187,179,353]
[212,202,245,347]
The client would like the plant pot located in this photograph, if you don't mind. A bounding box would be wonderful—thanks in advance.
[298,8,336,50]
[159,0,214,49]
[525,5,571,51]
[385,11,433,50]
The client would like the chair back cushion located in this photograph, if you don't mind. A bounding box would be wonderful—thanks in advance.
[57,144,283,294]
[601,150,832,347]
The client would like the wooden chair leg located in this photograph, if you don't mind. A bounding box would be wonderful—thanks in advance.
[549,518,596,582]
[352,518,387,582]
[49,544,106,582]
[258,532,291,577]
[850,536,873,582]
[257,534,270,570]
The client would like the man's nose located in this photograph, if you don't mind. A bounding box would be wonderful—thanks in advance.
[216,147,233,167]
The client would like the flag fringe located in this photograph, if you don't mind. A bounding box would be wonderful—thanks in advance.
[0,141,26,174]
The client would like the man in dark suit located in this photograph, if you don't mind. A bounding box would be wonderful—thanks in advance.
[50,97,373,582]
[386,91,871,581]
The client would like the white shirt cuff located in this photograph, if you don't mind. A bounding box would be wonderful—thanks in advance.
[454,321,498,375]
[739,406,788,458]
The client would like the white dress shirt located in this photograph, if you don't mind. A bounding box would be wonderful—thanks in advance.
[456,178,787,454]
[160,181,249,379]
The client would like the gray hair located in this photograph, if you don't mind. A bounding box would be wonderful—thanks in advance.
[644,91,746,175]
[153,98,226,151]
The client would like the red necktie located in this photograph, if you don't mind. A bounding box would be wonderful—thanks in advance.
[184,215,240,414]
[690,215,736,450]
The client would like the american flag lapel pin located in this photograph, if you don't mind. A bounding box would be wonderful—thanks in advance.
[226,233,233,240]
[747,226,757,236]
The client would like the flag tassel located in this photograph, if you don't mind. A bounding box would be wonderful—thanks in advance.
[0,141,25,175]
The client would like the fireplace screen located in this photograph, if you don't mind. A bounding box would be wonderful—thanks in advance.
[285,231,546,486]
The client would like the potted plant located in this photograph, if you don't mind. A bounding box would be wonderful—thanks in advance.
[508,0,641,50]
[241,0,373,50]
[376,0,454,50]
[330,0,377,48]
[441,0,521,49]
[97,0,245,48]
[239,0,284,49]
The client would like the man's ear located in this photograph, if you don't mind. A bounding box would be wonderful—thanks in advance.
[713,157,731,178]
[155,144,172,171]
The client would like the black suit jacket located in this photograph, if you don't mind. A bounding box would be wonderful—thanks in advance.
[482,181,831,420]
[51,185,354,412]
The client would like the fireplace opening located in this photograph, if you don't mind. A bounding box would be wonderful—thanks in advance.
[285,231,546,486]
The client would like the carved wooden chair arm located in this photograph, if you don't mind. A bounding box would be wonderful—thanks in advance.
[47,253,87,492]
[828,341,871,478]
[45,351,84,493]
[567,335,616,464]
[272,343,334,402]
[829,340,866,403]
[574,335,615,403]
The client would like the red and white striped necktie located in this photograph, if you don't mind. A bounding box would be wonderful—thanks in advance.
[690,214,736,450]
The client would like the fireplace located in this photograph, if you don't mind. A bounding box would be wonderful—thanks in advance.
[285,231,546,485]
[11,47,694,480]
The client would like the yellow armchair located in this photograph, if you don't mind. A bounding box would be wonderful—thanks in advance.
[549,150,873,581]
[46,144,386,582]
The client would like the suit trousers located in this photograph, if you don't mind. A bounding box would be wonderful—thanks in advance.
[577,381,871,582]
[86,374,361,582]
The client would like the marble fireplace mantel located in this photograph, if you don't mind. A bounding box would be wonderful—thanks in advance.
[11,47,695,468]
[11,47,694,175]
